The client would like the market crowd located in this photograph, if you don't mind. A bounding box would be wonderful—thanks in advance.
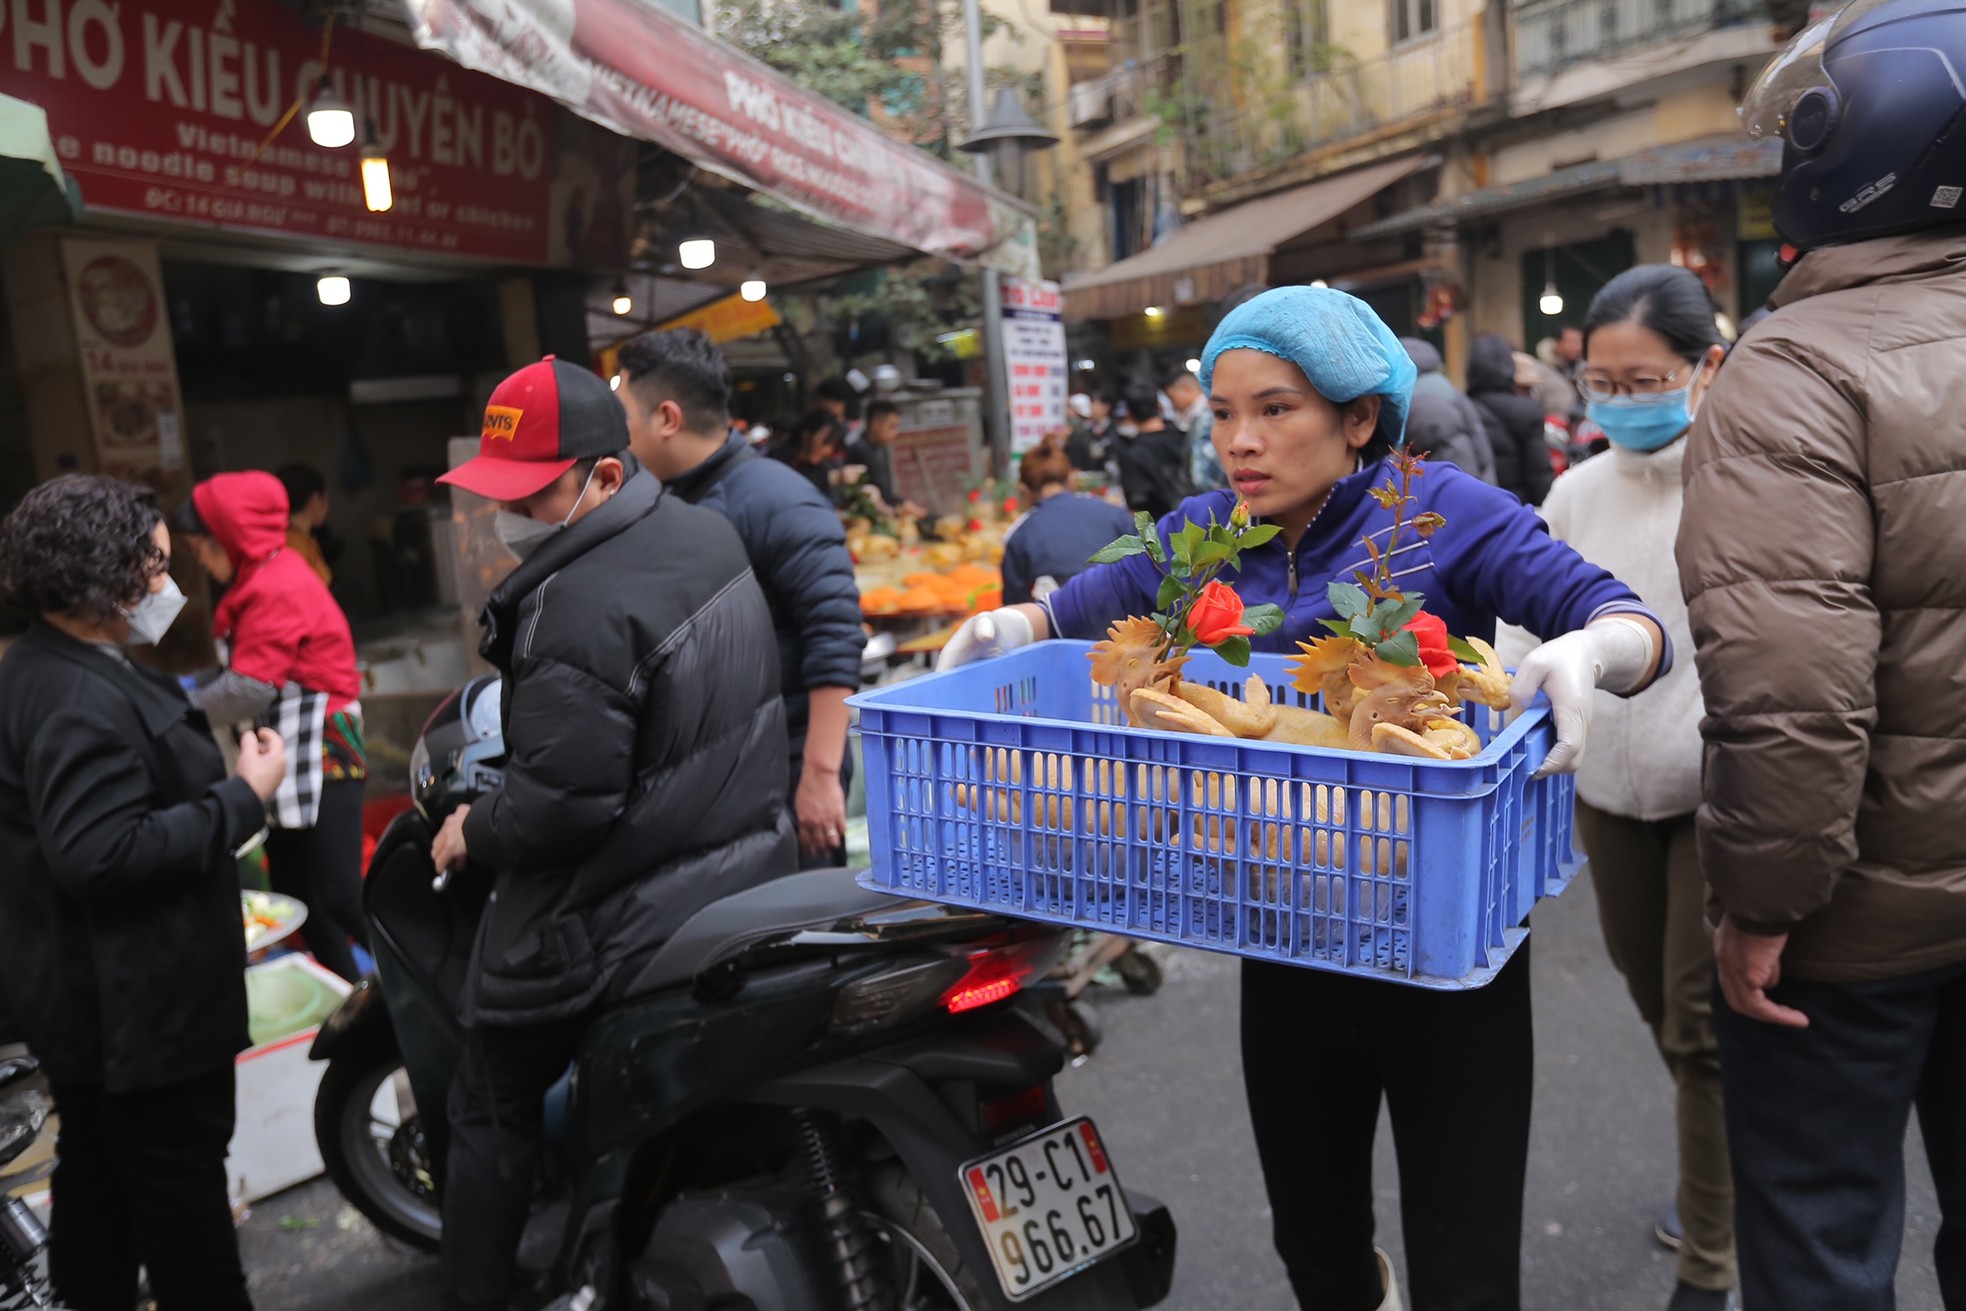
[0,5,1961,1310]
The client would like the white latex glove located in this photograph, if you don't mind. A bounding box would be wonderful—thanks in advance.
[1508,617,1656,776]
[937,608,1036,671]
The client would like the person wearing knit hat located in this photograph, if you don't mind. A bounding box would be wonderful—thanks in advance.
[942,285,1670,1311]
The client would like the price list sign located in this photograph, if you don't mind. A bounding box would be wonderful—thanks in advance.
[999,278,1068,456]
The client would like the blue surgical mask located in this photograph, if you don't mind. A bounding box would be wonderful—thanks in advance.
[1587,387,1695,453]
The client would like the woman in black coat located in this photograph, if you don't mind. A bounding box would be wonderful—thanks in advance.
[0,475,285,1311]
[1467,332,1555,505]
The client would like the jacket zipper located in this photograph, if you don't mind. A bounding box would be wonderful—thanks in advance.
[1287,552,1298,599]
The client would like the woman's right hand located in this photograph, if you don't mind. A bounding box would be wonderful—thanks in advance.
[937,604,1046,671]
[235,728,287,800]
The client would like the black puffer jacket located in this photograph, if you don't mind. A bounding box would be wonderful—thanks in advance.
[668,433,863,758]
[0,624,263,1091]
[460,465,795,1025]
[1467,334,1553,506]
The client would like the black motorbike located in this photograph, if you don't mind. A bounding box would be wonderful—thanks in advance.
[0,1055,54,1310]
[311,677,1176,1310]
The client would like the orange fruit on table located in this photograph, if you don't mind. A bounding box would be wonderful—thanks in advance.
[895,586,945,614]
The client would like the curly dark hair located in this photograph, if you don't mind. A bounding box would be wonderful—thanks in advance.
[0,475,166,623]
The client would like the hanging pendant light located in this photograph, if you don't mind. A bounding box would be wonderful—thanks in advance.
[316,274,351,306]
[306,80,355,149]
[679,238,716,271]
[1538,241,1563,317]
[360,120,392,213]
[740,274,767,303]
[610,279,633,316]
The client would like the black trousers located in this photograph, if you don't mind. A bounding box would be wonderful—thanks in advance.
[1716,957,1966,1311]
[265,776,370,981]
[442,1018,585,1311]
[48,1065,252,1311]
[1242,943,1534,1311]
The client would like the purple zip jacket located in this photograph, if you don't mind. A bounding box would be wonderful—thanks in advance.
[1046,456,1670,676]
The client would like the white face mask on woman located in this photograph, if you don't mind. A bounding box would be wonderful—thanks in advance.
[121,575,188,645]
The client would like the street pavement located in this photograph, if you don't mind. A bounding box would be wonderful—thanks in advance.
[239,871,1945,1309]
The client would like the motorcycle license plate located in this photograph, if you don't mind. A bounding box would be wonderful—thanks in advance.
[958,1118,1137,1301]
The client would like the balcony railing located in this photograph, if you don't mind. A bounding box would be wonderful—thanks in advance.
[1169,21,1480,189]
[1067,64,1148,131]
[1514,0,1762,81]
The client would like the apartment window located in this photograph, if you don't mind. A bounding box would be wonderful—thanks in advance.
[1286,0,1332,78]
[1390,0,1437,43]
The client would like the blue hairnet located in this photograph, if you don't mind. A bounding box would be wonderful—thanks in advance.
[1199,286,1416,445]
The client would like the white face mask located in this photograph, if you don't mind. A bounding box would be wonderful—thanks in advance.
[493,462,603,562]
[122,575,187,645]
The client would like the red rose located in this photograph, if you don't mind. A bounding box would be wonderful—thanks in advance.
[1003,496,1021,516]
[1187,580,1256,646]
[966,518,985,532]
[967,488,983,503]
[1404,611,1458,679]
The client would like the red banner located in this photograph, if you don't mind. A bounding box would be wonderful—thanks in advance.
[403,0,1038,279]
[6,0,631,267]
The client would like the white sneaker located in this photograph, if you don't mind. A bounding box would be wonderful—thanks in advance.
[1376,1248,1405,1311]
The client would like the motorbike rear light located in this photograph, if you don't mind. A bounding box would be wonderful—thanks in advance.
[833,957,971,1037]
[941,937,1056,1015]
[980,1084,1050,1136]
[945,976,1020,1014]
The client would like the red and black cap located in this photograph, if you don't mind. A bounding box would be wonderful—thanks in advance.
[437,356,627,502]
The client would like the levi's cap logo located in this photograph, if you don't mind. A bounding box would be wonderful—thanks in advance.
[483,406,523,441]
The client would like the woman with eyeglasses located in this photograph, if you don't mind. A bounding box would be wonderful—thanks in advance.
[1500,263,1734,1311]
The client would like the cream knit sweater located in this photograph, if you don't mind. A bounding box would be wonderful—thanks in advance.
[1496,439,1705,821]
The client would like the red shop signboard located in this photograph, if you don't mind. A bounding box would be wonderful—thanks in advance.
[6,0,631,267]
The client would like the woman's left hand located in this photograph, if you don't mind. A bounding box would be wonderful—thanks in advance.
[1509,618,1659,775]
[432,805,471,874]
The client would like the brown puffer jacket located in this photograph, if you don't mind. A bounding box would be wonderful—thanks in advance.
[1678,232,1966,983]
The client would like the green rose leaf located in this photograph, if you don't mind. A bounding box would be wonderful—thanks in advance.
[1243,603,1286,636]
[1375,631,1422,667]
[1156,572,1187,613]
[1319,617,1354,637]
[1377,595,1425,633]
[1349,613,1382,642]
[1446,635,1487,666]
[1089,535,1148,565]
[1213,635,1253,667]
[1191,539,1235,569]
[1237,523,1282,550]
[1328,580,1371,619]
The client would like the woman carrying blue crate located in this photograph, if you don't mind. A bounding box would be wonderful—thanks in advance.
[941,285,1668,1311]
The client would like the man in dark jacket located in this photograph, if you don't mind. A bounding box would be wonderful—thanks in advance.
[618,329,865,867]
[1467,332,1554,505]
[843,399,926,519]
[1110,376,1191,518]
[431,357,794,1311]
[1400,337,1497,484]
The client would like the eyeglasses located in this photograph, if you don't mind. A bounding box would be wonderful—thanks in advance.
[1577,362,1697,403]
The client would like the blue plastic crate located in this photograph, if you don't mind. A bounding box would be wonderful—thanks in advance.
[849,641,1583,989]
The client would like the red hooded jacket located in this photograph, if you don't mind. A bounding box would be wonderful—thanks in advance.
[193,472,359,710]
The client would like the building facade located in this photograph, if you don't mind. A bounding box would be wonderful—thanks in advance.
[1052,0,1788,382]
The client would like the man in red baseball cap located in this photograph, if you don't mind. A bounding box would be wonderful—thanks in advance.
[437,355,631,557]
[428,356,795,1311]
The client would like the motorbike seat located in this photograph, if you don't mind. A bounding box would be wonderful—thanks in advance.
[624,867,900,996]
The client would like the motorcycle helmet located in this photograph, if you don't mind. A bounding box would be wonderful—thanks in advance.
[409,675,506,824]
[1744,0,1966,248]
